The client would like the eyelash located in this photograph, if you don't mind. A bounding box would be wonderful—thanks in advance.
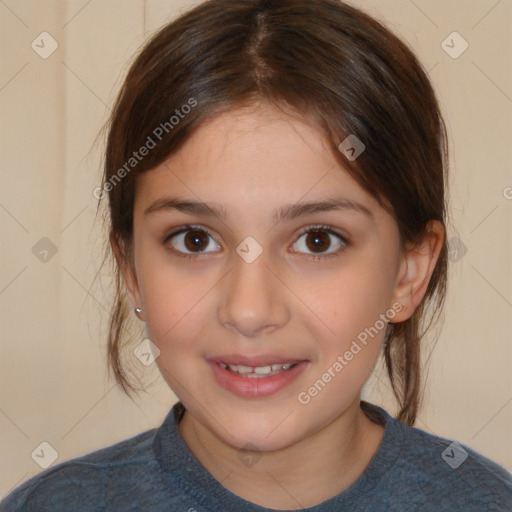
[163,224,349,262]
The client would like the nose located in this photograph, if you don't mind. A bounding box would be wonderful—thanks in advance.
[217,249,290,338]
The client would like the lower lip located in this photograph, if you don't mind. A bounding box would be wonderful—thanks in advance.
[208,360,309,398]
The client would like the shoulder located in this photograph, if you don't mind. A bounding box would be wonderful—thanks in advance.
[380,411,512,511]
[0,428,165,511]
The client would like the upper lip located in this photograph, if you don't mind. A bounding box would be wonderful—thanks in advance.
[208,355,308,367]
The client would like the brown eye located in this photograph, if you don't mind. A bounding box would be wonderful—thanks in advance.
[292,226,347,258]
[304,230,331,253]
[167,227,221,255]
[183,230,210,252]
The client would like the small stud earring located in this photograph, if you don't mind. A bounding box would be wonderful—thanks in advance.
[135,307,143,315]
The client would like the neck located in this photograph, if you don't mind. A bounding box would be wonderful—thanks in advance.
[178,398,385,509]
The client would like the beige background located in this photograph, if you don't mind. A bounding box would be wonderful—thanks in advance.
[0,0,511,498]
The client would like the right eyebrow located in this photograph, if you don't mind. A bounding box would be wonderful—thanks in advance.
[143,197,229,219]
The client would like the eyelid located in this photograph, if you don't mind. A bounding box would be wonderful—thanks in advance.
[164,224,216,242]
[163,224,221,259]
[296,224,347,241]
[292,224,349,260]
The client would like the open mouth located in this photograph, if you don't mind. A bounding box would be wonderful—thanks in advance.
[209,358,310,397]
[218,362,299,378]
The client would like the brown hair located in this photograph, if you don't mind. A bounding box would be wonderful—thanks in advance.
[97,0,448,426]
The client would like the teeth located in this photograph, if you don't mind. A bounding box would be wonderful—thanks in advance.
[254,365,272,374]
[236,365,253,374]
[219,361,296,377]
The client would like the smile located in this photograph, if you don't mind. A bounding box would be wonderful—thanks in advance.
[219,362,299,378]
[208,359,310,398]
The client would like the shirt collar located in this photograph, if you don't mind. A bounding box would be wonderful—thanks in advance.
[153,400,401,511]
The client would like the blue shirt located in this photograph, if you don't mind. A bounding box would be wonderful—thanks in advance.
[1,401,511,511]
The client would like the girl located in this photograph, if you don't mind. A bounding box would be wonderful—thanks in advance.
[2,0,511,510]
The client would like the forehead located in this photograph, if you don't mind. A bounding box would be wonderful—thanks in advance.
[133,102,376,215]
[171,103,333,181]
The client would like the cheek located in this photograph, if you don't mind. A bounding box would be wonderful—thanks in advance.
[298,274,390,411]
[144,285,209,390]
[301,253,397,340]
[136,251,211,349]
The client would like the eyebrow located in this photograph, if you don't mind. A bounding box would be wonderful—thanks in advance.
[143,196,373,224]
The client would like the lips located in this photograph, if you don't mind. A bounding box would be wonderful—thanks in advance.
[219,361,298,377]
[209,354,305,367]
[207,355,310,398]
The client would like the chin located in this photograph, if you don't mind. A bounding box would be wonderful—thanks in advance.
[205,405,305,452]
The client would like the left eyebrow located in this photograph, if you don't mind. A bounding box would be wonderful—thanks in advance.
[143,196,373,223]
[273,198,373,224]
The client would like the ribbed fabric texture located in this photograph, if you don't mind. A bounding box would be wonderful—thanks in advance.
[1,401,511,511]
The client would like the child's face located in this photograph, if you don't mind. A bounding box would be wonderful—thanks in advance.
[128,102,409,450]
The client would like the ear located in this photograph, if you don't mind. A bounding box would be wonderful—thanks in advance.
[110,231,144,321]
[390,221,445,323]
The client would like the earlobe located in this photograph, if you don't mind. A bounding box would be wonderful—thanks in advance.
[110,232,144,319]
[390,221,445,323]
[123,266,144,319]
